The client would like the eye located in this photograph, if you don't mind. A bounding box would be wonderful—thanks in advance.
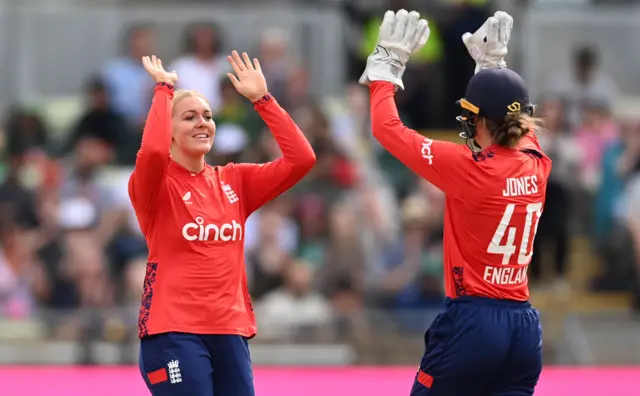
[185,115,195,121]
[204,114,213,121]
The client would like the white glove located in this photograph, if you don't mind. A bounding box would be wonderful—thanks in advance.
[462,11,513,74]
[359,9,430,90]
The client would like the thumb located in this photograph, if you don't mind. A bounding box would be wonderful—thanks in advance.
[461,32,473,47]
[462,32,483,61]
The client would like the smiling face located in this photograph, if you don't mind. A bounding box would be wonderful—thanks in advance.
[171,91,216,157]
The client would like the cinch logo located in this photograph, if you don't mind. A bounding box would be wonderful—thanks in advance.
[181,217,243,241]
[421,138,434,165]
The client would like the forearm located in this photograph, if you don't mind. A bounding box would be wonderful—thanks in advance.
[140,83,173,156]
[370,81,423,166]
[253,94,316,170]
[129,83,173,218]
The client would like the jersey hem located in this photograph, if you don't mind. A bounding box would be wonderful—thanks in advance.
[140,326,257,339]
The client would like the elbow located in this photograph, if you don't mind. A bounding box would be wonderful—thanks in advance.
[295,148,317,173]
[303,148,317,169]
[288,147,316,178]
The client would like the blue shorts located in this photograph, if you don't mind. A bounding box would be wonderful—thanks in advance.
[410,296,542,396]
[139,332,255,396]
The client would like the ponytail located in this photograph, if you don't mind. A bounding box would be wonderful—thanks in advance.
[486,113,543,148]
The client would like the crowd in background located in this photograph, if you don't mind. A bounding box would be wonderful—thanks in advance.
[0,0,639,347]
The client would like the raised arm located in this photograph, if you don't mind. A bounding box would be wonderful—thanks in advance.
[128,56,178,228]
[225,51,315,216]
[370,81,468,195]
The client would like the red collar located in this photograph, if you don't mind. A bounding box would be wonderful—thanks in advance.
[168,159,209,177]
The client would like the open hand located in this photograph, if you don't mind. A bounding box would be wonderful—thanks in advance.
[142,55,178,85]
[226,51,268,102]
[462,11,513,73]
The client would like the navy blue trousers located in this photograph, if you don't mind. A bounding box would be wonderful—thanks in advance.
[139,332,255,396]
[410,296,543,396]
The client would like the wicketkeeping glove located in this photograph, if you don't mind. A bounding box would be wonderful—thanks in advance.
[359,9,430,90]
[462,11,513,74]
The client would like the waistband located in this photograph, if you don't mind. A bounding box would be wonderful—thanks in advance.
[445,296,532,309]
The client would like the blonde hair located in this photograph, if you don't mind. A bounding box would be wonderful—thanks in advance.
[172,89,209,109]
[485,113,544,148]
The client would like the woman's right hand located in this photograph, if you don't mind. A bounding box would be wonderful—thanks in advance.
[142,55,178,85]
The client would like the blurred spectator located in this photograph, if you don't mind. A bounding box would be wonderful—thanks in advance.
[170,22,227,113]
[376,195,444,311]
[257,27,300,108]
[531,97,579,285]
[593,119,640,293]
[4,107,49,157]
[0,156,41,231]
[548,45,620,129]
[66,76,131,164]
[441,1,491,124]
[295,101,357,200]
[255,258,332,341]
[208,123,250,165]
[57,137,128,247]
[214,77,263,145]
[346,0,445,128]
[0,221,47,319]
[573,99,619,193]
[48,232,114,341]
[101,23,156,127]
[330,83,371,161]
[246,206,297,300]
[318,201,366,295]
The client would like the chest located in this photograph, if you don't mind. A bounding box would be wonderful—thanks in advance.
[159,171,245,244]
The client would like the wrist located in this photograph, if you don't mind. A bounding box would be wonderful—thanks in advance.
[155,81,174,90]
[252,93,273,106]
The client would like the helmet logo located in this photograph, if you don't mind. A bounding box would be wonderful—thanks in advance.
[507,102,521,114]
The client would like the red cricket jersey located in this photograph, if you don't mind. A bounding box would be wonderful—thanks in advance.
[129,85,315,338]
[370,82,552,301]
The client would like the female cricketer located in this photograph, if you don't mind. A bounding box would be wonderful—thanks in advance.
[130,51,315,396]
[360,10,549,396]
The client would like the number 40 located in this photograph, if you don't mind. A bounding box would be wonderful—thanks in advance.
[488,202,543,265]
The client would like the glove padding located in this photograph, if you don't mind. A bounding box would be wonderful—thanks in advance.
[462,11,513,74]
[359,9,430,90]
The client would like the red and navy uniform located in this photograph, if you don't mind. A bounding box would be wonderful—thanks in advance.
[370,69,550,396]
[131,84,315,396]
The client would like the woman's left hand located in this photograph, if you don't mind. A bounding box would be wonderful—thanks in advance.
[226,51,269,102]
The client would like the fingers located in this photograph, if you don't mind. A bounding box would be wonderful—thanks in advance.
[142,56,152,71]
[226,73,240,88]
[411,19,429,52]
[404,11,419,43]
[379,10,395,39]
[241,52,254,70]
[227,53,243,76]
[392,9,409,41]
[494,11,513,45]
[486,17,499,46]
[253,57,261,71]
[231,51,246,72]
[142,55,167,71]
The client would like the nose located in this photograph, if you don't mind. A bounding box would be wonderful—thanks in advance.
[195,116,207,128]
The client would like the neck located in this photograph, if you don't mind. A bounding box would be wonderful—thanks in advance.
[171,149,205,173]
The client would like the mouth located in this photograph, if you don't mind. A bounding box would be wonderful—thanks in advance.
[192,132,211,140]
